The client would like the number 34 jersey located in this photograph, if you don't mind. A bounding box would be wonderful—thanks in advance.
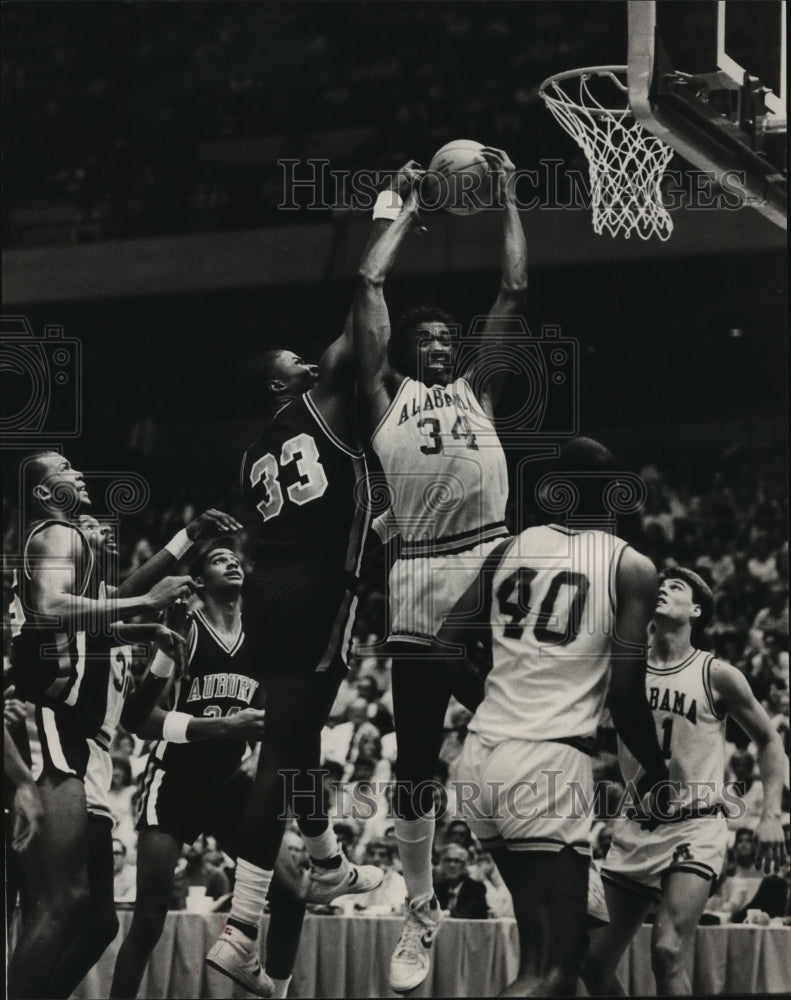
[372,377,508,551]
[470,525,628,743]
[241,391,369,574]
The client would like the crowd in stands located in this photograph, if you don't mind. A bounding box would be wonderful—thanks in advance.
[4,441,789,922]
[3,4,621,246]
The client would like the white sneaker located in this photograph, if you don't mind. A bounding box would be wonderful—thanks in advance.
[205,924,274,998]
[305,856,384,904]
[389,894,443,994]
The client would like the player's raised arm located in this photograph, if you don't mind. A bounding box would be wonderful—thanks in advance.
[354,175,424,427]
[115,509,242,599]
[710,661,788,873]
[465,147,527,415]
[608,547,669,790]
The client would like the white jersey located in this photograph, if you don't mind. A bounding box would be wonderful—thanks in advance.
[618,649,727,812]
[372,376,508,554]
[470,524,629,743]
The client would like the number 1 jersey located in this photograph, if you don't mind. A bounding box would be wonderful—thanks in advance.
[241,391,370,575]
[372,377,508,553]
[470,524,628,743]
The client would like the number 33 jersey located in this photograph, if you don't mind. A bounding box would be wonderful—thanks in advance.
[241,391,369,574]
[470,525,628,743]
[372,377,508,552]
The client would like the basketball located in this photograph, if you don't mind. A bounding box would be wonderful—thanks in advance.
[424,139,490,216]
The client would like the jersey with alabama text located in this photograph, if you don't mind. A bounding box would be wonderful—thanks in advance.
[145,609,260,782]
[470,524,629,742]
[9,519,132,747]
[241,391,369,575]
[617,649,727,812]
[372,377,508,554]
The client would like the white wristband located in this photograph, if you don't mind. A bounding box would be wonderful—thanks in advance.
[149,650,175,679]
[162,711,192,743]
[373,190,403,221]
[165,528,192,560]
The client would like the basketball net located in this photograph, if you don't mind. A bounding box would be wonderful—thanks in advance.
[539,67,674,241]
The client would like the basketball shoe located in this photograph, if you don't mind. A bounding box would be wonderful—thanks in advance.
[389,893,443,993]
[205,924,274,998]
[305,855,384,904]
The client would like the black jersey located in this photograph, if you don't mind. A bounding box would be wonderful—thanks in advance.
[9,519,132,745]
[240,391,370,575]
[146,609,260,781]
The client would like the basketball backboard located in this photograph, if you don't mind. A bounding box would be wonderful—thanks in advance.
[628,0,786,229]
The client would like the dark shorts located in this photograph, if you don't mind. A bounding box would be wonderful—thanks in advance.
[33,705,114,822]
[136,762,253,848]
[242,566,355,678]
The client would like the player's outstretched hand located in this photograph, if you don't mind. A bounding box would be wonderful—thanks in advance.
[224,707,267,741]
[163,598,193,639]
[12,781,45,852]
[480,146,516,203]
[754,815,788,874]
[390,160,425,199]
[4,687,29,725]
[146,576,196,611]
[186,509,243,542]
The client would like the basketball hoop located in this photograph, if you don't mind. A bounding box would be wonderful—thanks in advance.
[539,66,674,241]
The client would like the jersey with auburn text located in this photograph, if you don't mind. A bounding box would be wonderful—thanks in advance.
[617,649,727,812]
[9,519,132,746]
[470,524,628,743]
[241,391,369,574]
[145,609,260,781]
[371,377,508,554]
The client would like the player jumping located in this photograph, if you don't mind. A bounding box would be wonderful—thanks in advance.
[204,176,422,996]
[353,148,527,993]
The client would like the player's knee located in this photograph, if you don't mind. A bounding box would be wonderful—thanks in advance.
[50,883,92,926]
[93,905,120,950]
[652,932,684,978]
[130,898,170,948]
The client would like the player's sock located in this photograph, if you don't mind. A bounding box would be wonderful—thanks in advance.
[394,812,435,900]
[227,859,273,940]
[270,975,292,999]
[301,828,343,869]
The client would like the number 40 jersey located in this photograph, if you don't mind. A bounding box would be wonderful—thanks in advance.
[470,524,628,743]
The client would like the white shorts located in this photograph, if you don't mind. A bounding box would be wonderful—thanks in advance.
[388,537,508,641]
[588,862,609,927]
[454,732,593,857]
[602,814,729,903]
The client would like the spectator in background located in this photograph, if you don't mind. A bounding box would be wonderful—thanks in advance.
[726,751,764,832]
[108,754,137,856]
[113,838,136,904]
[747,535,780,586]
[355,675,393,735]
[696,535,736,591]
[707,829,766,915]
[747,633,789,704]
[751,584,789,647]
[171,834,231,910]
[321,698,370,766]
[335,839,407,915]
[434,845,488,919]
[471,850,514,918]
[442,820,475,852]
